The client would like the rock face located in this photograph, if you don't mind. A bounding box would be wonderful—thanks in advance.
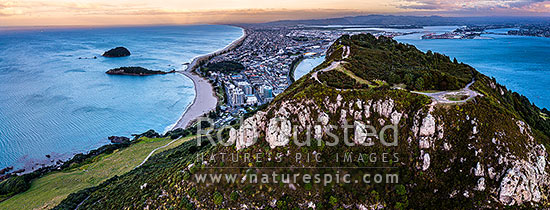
[108,136,130,144]
[0,166,13,175]
[225,88,550,208]
[102,47,131,57]
[497,141,548,205]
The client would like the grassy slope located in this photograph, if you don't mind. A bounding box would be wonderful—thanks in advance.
[0,137,191,210]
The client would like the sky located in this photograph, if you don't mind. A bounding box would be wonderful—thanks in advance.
[0,0,549,26]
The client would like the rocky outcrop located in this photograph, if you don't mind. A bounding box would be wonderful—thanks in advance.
[102,47,131,57]
[106,67,175,76]
[108,136,130,144]
[226,90,549,208]
[230,111,266,150]
[497,134,548,205]
[0,166,13,175]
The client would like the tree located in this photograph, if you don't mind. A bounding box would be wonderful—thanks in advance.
[404,73,415,87]
[414,77,425,90]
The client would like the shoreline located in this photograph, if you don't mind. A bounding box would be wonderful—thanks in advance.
[2,25,247,178]
[171,26,247,130]
[288,55,305,83]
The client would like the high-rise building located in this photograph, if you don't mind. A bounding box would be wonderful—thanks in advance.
[237,81,253,95]
[263,85,273,99]
[231,89,245,107]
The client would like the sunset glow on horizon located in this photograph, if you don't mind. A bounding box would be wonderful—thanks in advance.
[1,0,549,26]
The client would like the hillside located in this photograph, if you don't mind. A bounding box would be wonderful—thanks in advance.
[54,34,550,209]
[0,135,191,210]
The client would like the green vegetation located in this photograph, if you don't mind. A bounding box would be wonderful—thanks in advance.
[336,34,476,91]
[0,176,30,202]
[229,191,239,201]
[0,135,191,210]
[201,60,245,75]
[446,94,469,101]
[317,69,369,89]
[0,138,137,203]
[52,135,214,209]
[329,195,338,206]
[472,76,550,137]
[213,191,224,205]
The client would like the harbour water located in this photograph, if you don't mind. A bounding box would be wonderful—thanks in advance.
[293,56,325,80]
[0,25,243,170]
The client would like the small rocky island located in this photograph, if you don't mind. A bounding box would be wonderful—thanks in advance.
[102,47,131,57]
[106,67,176,76]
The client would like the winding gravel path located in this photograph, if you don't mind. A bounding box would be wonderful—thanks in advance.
[135,137,182,169]
[412,80,482,104]
[311,46,350,83]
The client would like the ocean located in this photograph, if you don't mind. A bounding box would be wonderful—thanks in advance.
[394,26,550,109]
[0,25,243,170]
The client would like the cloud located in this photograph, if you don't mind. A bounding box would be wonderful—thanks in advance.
[395,0,550,13]
[1,0,548,26]
[0,1,23,16]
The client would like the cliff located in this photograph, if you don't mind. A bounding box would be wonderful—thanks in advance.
[55,34,550,209]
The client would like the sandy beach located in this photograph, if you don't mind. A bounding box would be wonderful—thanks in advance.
[171,27,247,129]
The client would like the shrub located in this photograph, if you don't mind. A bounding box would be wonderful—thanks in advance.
[230,191,239,201]
[213,191,224,205]
[329,195,338,206]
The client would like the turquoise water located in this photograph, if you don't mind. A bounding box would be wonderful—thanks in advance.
[294,56,325,80]
[0,25,243,170]
[395,27,550,109]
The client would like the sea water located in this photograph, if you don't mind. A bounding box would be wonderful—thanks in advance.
[0,25,243,170]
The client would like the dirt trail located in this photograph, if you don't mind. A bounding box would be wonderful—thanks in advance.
[412,80,482,104]
[311,46,350,83]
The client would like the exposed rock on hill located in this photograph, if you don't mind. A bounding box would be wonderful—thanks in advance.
[108,136,130,144]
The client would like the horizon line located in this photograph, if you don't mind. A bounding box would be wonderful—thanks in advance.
[2,13,550,28]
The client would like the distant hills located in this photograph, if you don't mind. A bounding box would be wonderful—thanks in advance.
[263,15,550,26]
